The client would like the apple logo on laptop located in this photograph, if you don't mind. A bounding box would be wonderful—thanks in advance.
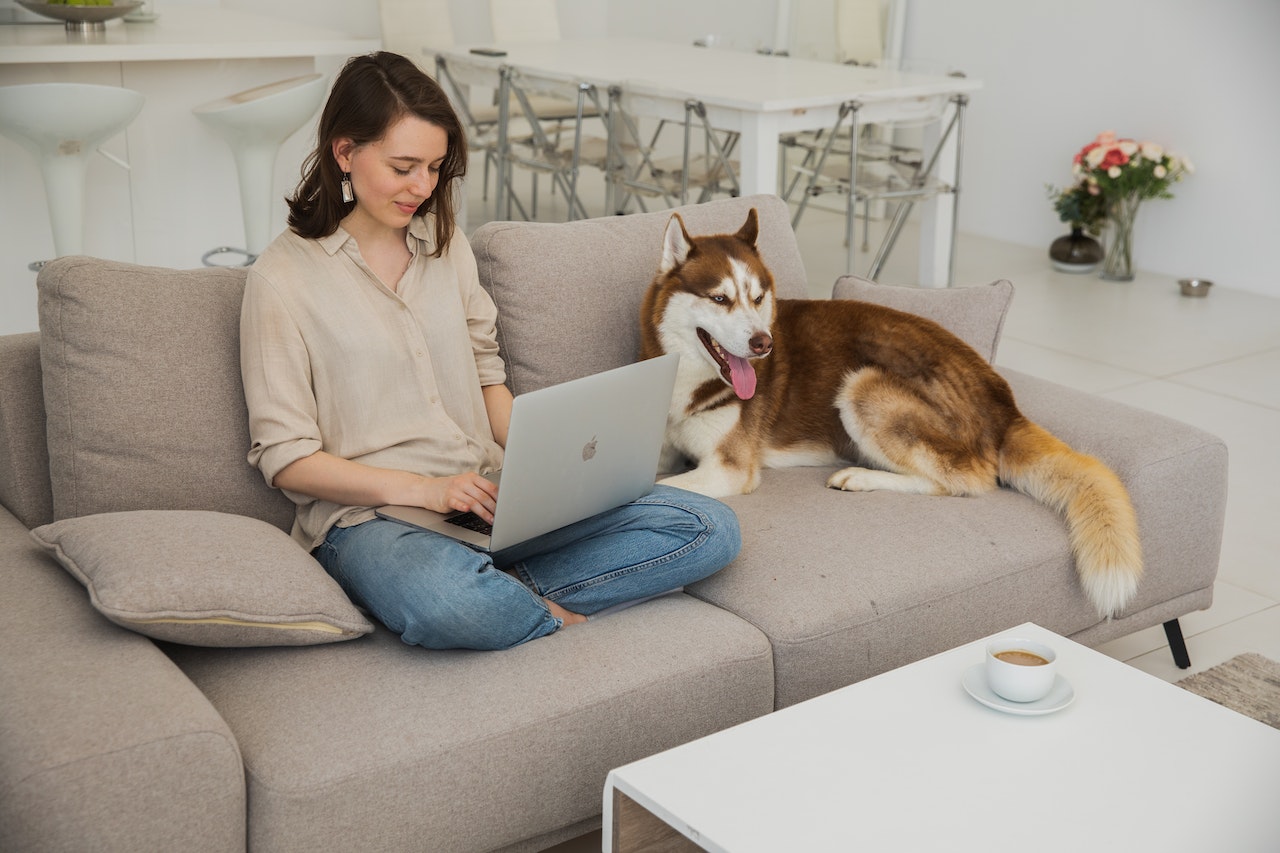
[582,436,598,461]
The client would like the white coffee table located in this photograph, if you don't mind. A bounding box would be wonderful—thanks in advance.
[603,623,1280,852]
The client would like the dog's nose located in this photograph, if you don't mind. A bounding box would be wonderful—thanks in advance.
[750,332,773,356]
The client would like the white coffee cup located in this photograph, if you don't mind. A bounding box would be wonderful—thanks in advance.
[985,637,1057,703]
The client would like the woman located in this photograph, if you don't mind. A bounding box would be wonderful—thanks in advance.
[240,52,740,650]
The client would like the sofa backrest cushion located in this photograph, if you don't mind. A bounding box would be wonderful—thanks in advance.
[36,257,294,530]
[831,275,1014,363]
[471,194,808,396]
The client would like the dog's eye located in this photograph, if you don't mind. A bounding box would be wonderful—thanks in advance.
[753,294,764,306]
[710,294,728,304]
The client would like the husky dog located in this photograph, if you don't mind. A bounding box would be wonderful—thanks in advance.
[639,209,1142,619]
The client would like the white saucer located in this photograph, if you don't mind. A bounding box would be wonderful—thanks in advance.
[962,663,1075,716]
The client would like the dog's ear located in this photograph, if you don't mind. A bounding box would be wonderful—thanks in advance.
[660,213,693,274]
[735,208,759,247]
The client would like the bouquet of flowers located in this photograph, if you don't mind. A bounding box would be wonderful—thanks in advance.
[1053,130,1193,280]
[1071,130,1193,202]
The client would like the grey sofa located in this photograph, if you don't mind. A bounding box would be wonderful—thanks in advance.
[0,194,1227,852]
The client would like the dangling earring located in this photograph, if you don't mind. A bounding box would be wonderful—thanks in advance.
[340,172,354,203]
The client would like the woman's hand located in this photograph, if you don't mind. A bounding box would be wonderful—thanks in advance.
[420,472,500,523]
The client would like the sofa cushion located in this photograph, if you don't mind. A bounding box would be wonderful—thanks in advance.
[472,193,808,395]
[36,257,294,530]
[831,275,1013,363]
[30,510,372,646]
[165,594,774,852]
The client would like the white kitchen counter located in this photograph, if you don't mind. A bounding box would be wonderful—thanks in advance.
[0,6,378,63]
[0,7,380,335]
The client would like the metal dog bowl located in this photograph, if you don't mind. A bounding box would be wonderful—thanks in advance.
[1178,278,1213,298]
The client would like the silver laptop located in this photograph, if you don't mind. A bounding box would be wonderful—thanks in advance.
[376,353,678,553]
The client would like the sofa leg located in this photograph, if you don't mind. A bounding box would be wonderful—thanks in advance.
[1163,619,1191,669]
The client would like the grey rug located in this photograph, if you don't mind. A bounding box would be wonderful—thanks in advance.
[1175,653,1280,730]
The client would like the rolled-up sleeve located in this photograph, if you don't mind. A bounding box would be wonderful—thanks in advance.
[451,230,506,388]
[240,272,323,487]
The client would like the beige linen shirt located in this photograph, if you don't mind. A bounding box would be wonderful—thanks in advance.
[241,215,506,549]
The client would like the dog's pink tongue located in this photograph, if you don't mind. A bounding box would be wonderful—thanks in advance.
[726,353,757,399]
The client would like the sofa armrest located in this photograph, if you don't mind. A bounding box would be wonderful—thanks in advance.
[0,510,246,852]
[0,333,53,529]
[1000,368,1228,618]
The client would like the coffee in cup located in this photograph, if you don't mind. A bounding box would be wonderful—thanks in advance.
[985,637,1057,702]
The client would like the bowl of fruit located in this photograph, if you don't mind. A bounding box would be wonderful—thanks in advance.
[17,0,144,31]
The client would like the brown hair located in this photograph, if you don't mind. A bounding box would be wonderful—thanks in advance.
[287,52,468,257]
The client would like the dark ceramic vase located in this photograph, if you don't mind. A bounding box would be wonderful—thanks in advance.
[1048,226,1104,274]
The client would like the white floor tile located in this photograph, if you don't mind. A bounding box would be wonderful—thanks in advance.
[1174,347,1280,411]
[995,338,1150,394]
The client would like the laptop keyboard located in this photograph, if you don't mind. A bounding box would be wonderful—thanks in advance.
[445,512,493,536]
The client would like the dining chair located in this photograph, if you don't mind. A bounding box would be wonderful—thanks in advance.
[784,85,970,283]
[498,66,612,221]
[611,98,740,213]
[488,0,561,42]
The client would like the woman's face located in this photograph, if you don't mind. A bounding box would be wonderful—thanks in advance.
[334,113,448,234]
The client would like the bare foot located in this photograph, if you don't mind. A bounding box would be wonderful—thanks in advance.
[545,598,587,626]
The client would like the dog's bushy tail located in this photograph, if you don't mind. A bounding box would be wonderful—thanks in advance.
[998,417,1142,619]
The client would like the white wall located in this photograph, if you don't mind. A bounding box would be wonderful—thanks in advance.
[898,0,1280,298]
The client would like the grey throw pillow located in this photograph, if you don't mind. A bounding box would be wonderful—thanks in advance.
[31,510,374,647]
[830,276,1014,363]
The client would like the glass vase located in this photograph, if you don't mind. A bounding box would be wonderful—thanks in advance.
[1101,194,1141,281]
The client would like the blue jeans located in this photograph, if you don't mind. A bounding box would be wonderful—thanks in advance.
[314,485,740,650]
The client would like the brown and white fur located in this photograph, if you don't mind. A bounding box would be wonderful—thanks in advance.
[640,209,1142,619]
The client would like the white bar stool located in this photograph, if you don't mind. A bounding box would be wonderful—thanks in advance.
[193,73,327,266]
[0,83,144,271]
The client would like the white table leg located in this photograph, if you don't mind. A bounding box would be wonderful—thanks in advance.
[736,112,782,198]
[916,99,960,288]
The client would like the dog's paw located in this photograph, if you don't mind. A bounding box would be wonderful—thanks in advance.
[827,466,946,495]
[826,467,875,491]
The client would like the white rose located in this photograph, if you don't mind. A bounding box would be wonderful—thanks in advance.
[1181,155,1195,174]
[1154,164,1167,179]
[1108,165,1122,179]
[1086,147,1107,169]
[1119,140,1138,157]
[1140,142,1164,161]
